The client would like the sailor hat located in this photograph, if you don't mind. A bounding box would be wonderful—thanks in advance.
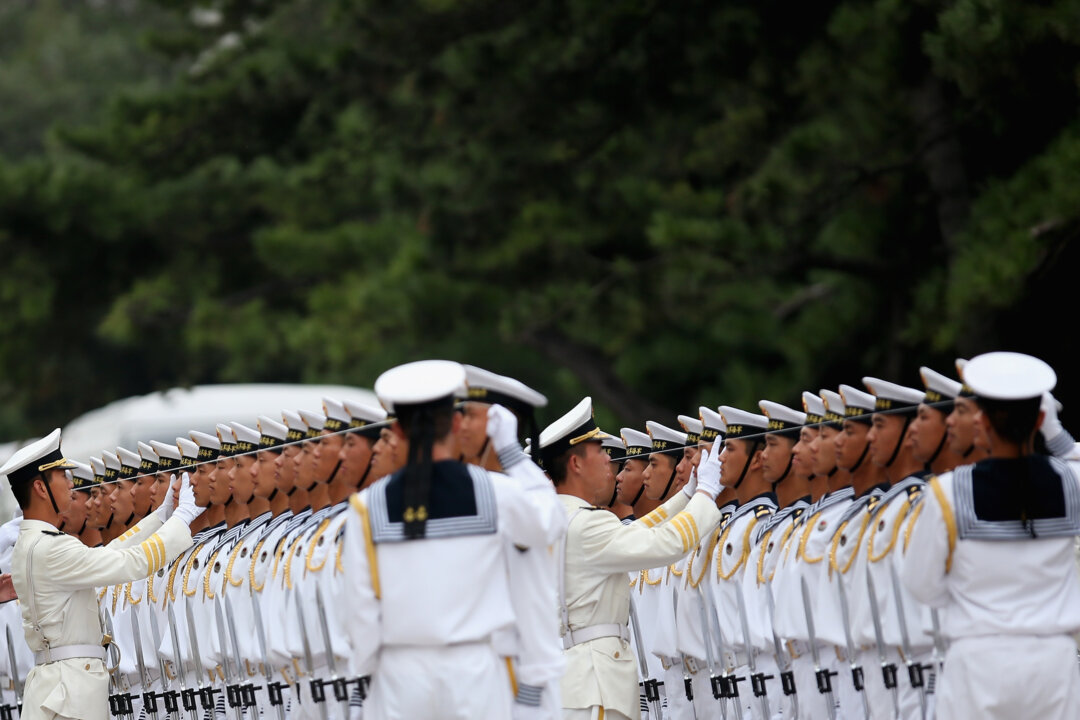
[177,438,200,466]
[138,442,160,476]
[258,415,289,450]
[116,447,142,480]
[718,406,769,440]
[229,422,260,454]
[863,377,924,415]
[838,384,875,424]
[647,421,687,455]
[70,460,96,491]
[955,358,975,397]
[620,428,652,459]
[699,407,726,443]
[320,398,349,433]
[299,410,326,439]
[190,431,221,462]
[342,400,390,438]
[462,365,548,411]
[759,400,806,436]
[0,429,76,487]
[601,433,626,462]
[90,456,107,482]
[282,410,307,443]
[964,351,1056,401]
[802,392,827,425]
[217,423,238,456]
[820,389,846,425]
[151,440,182,471]
[677,415,703,446]
[919,367,962,406]
[102,451,121,481]
[375,360,467,414]
[539,397,607,467]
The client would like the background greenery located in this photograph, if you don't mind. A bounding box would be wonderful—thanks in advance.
[1,0,1077,439]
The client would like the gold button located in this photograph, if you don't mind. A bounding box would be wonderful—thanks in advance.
[85,663,91,670]
[614,652,620,658]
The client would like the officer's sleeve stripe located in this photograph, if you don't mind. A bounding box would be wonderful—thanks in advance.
[672,516,691,552]
[141,540,155,571]
[154,535,167,572]
[683,513,700,547]
[640,506,668,528]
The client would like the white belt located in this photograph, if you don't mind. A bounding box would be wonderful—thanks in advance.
[562,623,630,650]
[34,644,107,665]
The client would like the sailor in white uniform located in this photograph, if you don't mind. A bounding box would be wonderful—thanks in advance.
[4,428,204,720]
[903,351,1080,720]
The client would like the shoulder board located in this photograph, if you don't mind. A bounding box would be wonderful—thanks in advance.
[42,530,63,536]
[584,506,607,512]
[755,506,773,518]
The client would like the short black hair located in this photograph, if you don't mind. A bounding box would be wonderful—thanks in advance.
[10,476,34,509]
[396,400,455,441]
[975,395,1042,447]
[546,444,589,485]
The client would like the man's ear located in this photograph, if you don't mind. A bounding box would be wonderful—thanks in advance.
[749,447,765,472]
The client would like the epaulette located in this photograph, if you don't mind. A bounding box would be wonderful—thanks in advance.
[42,530,62,536]
[755,506,773,518]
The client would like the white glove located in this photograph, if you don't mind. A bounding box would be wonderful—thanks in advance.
[1040,391,1076,458]
[154,473,178,522]
[693,446,722,501]
[171,472,206,526]
[681,462,698,498]
[486,404,521,454]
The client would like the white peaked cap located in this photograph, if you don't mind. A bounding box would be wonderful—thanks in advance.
[216,423,236,443]
[71,460,94,482]
[151,440,182,461]
[343,400,388,425]
[177,437,200,459]
[718,406,769,440]
[116,448,142,477]
[190,431,221,450]
[230,421,261,446]
[964,351,1056,400]
[646,421,687,450]
[322,397,350,425]
[919,367,962,403]
[462,365,548,408]
[138,442,159,463]
[601,433,625,452]
[620,428,652,456]
[677,415,703,444]
[699,407,726,441]
[375,360,467,414]
[802,392,827,423]
[821,389,846,419]
[862,376,925,410]
[759,400,807,431]
[102,451,121,471]
[282,409,306,432]
[0,428,75,486]
[90,457,106,476]
[258,415,289,441]
[299,410,326,431]
[539,397,607,465]
[839,383,876,414]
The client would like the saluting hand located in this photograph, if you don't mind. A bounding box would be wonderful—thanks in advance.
[486,404,521,454]
[0,573,16,603]
[692,446,723,501]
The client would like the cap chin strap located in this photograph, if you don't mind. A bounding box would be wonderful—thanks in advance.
[122,512,134,527]
[316,459,342,491]
[962,442,975,458]
[848,439,870,473]
[630,481,646,507]
[660,461,678,500]
[357,456,374,489]
[884,416,913,467]
[104,513,113,531]
[605,485,618,508]
[267,487,278,502]
[733,441,762,489]
[78,518,87,535]
[40,474,61,516]
[827,465,838,478]
[926,427,948,470]
[770,454,794,491]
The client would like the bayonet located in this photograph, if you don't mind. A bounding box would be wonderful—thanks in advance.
[4,625,22,720]
[101,608,132,719]
[734,582,772,720]
[889,563,929,720]
[212,599,245,720]
[765,580,798,719]
[130,610,160,720]
[835,574,871,719]
[315,583,352,719]
[629,593,663,720]
[165,601,199,720]
[296,598,331,720]
[251,590,287,720]
[865,569,901,719]
[799,576,838,720]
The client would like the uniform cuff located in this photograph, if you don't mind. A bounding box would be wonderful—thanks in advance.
[1046,430,1075,458]
[515,683,543,707]
[497,444,528,470]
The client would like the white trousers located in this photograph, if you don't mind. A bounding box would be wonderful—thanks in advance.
[936,635,1080,720]
[365,643,513,720]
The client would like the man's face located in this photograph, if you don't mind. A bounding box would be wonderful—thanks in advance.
[252,449,280,499]
[209,457,235,505]
[275,444,300,495]
[835,420,870,470]
[313,432,343,483]
[132,475,156,516]
[370,427,407,479]
[675,447,696,488]
[62,489,89,531]
[189,463,214,507]
[946,397,980,455]
[152,473,172,510]
[762,434,795,484]
[719,439,750,488]
[294,441,316,491]
[42,469,74,514]
[577,442,615,506]
[812,426,840,476]
[867,414,909,467]
[88,486,110,528]
[457,402,489,462]
[910,405,947,465]
[339,433,375,490]
[792,427,818,480]
[230,455,256,504]
[109,479,136,521]
[615,458,647,505]
[642,453,677,500]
